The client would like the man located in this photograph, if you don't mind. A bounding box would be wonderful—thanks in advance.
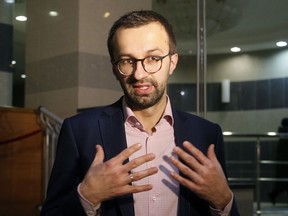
[41,10,239,216]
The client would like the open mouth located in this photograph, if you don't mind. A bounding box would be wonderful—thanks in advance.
[133,83,154,95]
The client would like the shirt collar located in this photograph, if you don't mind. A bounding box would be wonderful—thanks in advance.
[122,96,174,127]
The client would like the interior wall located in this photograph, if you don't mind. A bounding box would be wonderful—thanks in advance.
[169,48,288,133]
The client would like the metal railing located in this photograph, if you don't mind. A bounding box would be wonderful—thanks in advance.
[224,132,288,215]
[38,106,63,197]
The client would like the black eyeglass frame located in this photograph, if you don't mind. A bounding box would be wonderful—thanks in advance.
[113,53,171,76]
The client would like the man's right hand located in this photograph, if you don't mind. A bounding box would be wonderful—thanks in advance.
[79,144,158,206]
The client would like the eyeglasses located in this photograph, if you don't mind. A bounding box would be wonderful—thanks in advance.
[113,53,171,76]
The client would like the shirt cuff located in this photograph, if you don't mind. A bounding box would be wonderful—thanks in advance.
[77,183,101,216]
[209,193,233,216]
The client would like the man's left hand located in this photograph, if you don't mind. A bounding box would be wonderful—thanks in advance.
[169,141,232,210]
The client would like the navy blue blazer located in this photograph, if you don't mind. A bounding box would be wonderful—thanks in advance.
[41,98,239,216]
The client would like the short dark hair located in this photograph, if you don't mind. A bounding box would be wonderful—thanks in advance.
[107,10,177,62]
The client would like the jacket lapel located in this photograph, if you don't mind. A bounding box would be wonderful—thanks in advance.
[172,109,191,216]
[99,99,135,216]
[172,109,211,216]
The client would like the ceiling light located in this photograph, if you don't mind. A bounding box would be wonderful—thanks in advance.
[180,91,185,96]
[230,47,241,52]
[223,131,233,136]
[21,74,27,79]
[49,11,58,17]
[103,12,110,18]
[16,16,27,22]
[11,60,16,65]
[5,0,15,3]
[267,132,276,136]
[276,41,287,47]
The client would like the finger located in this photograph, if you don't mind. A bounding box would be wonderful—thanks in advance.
[169,155,200,182]
[207,144,217,161]
[130,166,158,182]
[122,184,154,194]
[116,143,142,163]
[173,146,201,172]
[126,153,156,172]
[169,169,199,192]
[91,145,105,165]
[183,141,210,165]
[207,144,224,175]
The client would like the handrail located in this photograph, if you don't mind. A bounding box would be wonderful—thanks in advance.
[223,132,288,216]
[223,132,288,138]
[38,106,63,197]
[39,106,63,125]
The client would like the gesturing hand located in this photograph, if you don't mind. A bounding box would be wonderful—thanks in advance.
[169,141,232,210]
[79,143,158,206]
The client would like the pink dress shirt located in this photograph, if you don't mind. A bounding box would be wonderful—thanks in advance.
[123,98,178,216]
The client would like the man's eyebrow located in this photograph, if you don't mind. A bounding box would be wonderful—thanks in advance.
[116,49,165,59]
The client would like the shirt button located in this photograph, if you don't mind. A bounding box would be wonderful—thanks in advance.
[152,196,157,201]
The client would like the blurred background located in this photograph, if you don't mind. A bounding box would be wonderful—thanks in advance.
[1,0,288,215]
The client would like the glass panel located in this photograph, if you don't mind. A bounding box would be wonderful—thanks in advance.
[206,0,288,215]
[12,0,26,107]
[156,0,288,215]
[153,0,199,115]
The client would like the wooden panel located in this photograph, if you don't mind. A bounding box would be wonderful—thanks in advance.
[0,107,44,216]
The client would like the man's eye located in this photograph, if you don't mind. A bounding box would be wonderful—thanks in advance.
[147,56,161,61]
[120,59,134,65]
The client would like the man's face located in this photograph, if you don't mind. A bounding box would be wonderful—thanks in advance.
[112,22,178,110]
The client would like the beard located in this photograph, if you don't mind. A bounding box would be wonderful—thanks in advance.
[121,78,166,110]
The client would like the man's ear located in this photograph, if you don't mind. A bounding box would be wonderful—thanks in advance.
[169,53,178,75]
[112,65,120,80]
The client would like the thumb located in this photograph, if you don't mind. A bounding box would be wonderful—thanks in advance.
[207,144,217,161]
[92,144,105,165]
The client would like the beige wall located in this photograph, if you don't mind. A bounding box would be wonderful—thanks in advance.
[0,71,13,107]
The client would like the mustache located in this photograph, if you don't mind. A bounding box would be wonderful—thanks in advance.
[127,77,157,87]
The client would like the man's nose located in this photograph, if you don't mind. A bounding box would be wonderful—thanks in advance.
[133,61,149,80]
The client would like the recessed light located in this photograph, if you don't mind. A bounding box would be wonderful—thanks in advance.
[104,12,110,18]
[276,41,287,47]
[223,131,233,136]
[16,16,27,22]
[49,11,58,17]
[230,47,241,52]
[267,132,276,136]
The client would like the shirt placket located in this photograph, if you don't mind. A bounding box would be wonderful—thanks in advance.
[145,134,160,216]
